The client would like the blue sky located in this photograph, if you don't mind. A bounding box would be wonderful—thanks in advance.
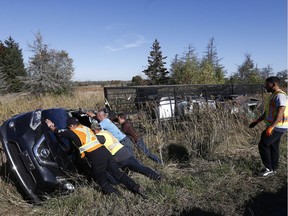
[1,0,287,81]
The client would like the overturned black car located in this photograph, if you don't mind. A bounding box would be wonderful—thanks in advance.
[0,108,92,203]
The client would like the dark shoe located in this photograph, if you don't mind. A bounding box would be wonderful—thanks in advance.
[138,186,148,199]
[155,175,163,182]
[133,185,148,199]
[257,167,274,177]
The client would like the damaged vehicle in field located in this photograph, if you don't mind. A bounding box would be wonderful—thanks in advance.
[0,108,92,203]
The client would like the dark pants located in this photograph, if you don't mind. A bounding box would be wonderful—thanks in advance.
[258,130,285,171]
[116,149,161,180]
[136,138,162,164]
[86,146,139,194]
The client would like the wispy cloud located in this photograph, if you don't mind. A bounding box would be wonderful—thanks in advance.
[105,35,149,52]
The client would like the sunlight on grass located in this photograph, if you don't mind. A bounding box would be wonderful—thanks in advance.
[0,86,286,216]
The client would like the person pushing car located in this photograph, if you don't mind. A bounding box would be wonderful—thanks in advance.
[45,117,146,197]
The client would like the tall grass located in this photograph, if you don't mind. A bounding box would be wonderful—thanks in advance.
[137,106,260,161]
[0,86,286,216]
[0,86,104,124]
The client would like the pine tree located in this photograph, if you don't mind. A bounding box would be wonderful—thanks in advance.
[0,37,26,93]
[25,32,74,95]
[0,42,7,93]
[143,39,169,85]
[201,37,225,84]
[239,54,262,83]
[170,46,200,84]
[231,54,263,84]
[131,75,146,85]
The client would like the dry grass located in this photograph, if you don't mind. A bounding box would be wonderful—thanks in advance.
[0,86,287,216]
[0,85,104,125]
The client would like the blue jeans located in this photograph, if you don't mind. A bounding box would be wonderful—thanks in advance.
[117,155,161,180]
[136,138,162,164]
[120,136,134,155]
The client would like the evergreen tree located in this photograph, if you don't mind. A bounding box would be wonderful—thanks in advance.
[231,54,263,84]
[171,39,225,84]
[199,58,215,84]
[170,54,183,84]
[170,46,200,84]
[0,67,7,94]
[0,42,8,93]
[25,32,74,95]
[143,39,169,85]
[201,37,225,83]
[0,37,26,93]
[131,75,146,86]
[240,54,262,83]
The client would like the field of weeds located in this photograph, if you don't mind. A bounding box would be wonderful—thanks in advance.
[0,85,286,216]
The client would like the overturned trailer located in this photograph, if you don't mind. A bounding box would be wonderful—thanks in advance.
[103,84,264,120]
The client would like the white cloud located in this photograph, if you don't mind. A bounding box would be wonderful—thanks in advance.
[105,35,149,52]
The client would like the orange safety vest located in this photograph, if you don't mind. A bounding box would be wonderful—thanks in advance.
[265,90,288,128]
[71,125,102,158]
[97,130,123,155]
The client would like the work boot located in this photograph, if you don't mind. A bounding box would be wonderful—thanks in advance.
[155,175,164,183]
[133,184,148,199]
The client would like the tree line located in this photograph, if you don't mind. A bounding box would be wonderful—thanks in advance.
[0,34,287,96]
[133,38,287,86]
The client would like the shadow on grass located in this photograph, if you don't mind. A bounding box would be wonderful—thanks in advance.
[167,143,189,163]
[243,183,287,216]
[177,207,222,216]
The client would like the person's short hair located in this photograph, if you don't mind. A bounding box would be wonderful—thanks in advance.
[266,76,280,85]
[66,117,79,126]
[117,112,127,120]
[91,120,101,131]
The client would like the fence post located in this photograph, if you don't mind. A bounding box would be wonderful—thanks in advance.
[231,84,234,95]
[104,87,108,100]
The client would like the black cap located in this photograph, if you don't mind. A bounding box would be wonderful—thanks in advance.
[66,117,79,126]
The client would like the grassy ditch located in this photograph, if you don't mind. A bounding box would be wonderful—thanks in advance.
[0,87,286,216]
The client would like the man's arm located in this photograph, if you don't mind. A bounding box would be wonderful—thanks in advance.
[45,119,81,146]
[256,112,267,122]
[249,112,266,128]
[96,134,106,144]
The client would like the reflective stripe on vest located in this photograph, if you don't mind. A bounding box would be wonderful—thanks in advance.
[72,125,102,154]
[97,130,123,155]
[265,90,288,128]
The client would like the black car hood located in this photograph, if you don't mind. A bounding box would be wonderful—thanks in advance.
[1,108,76,172]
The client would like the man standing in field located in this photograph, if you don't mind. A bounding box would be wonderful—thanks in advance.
[249,76,288,177]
